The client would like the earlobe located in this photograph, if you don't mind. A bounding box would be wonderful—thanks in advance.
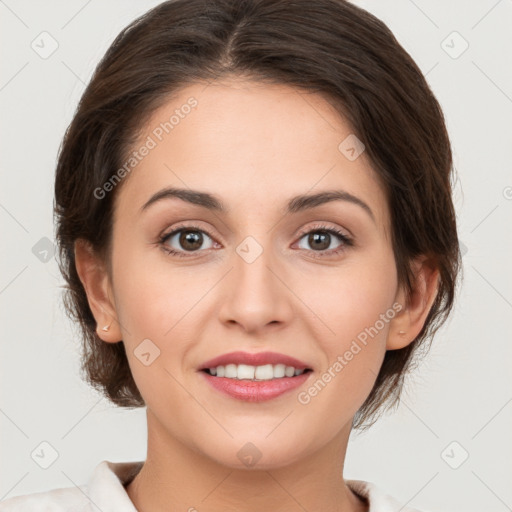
[74,239,121,343]
[387,256,439,351]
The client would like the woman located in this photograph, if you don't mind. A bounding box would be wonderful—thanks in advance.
[0,0,461,510]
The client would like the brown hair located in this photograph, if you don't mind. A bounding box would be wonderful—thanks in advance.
[54,0,462,431]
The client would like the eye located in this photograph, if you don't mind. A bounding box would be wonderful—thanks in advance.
[295,224,353,258]
[159,224,217,258]
[158,223,353,259]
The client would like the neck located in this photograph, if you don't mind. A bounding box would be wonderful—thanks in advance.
[126,409,368,512]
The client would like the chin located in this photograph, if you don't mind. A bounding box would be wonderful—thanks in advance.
[198,435,312,471]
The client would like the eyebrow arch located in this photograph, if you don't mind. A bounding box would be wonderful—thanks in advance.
[140,186,375,223]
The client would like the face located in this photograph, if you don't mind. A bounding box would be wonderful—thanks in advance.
[97,78,405,468]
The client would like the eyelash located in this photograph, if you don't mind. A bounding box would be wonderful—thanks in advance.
[158,223,353,259]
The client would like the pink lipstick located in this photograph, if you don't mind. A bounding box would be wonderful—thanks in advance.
[198,351,313,402]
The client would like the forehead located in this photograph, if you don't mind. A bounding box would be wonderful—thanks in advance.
[114,78,389,232]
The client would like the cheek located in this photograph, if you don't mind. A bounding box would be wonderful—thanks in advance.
[294,257,398,431]
[304,250,398,352]
[111,239,200,339]
[110,243,212,401]
[110,252,196,408]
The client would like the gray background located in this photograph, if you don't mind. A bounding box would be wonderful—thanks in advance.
[1,1,511,511]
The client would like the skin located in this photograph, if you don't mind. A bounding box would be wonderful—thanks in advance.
[75,77,439,512]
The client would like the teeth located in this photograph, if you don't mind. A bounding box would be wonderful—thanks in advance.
[206,364,307,380]
[238,364,255,379]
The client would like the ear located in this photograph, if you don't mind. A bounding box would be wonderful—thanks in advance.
[74,238,122,343]
[387,256,439,350]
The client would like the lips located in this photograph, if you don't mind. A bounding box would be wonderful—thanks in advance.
[199,351,311,371]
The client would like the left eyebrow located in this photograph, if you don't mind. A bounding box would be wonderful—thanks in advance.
[139,186,375,223]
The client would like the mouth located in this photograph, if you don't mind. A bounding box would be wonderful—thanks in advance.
[201,364,312,381]
[199,350,313,381]
[198,351,313,401]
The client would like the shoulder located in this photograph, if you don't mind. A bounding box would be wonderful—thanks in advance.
[346,479,433,512]
[0,460,143,512]
[0,485,90,511]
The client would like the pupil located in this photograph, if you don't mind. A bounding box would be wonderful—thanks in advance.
[180,230,202,250]
[310,231,329,250]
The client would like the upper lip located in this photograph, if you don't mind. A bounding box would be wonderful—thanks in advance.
[200,351,311,371]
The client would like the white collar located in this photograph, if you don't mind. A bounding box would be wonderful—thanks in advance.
[85,460,423,512]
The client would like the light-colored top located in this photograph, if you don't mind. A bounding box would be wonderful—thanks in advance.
[0,460,429,511]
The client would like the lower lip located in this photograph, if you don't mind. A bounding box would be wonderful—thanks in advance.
[200,371,311,402]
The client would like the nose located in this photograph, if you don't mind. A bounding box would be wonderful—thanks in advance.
[217,237,295,335]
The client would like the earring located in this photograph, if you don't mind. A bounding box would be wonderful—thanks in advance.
[399,330,406,335]
[102,323,111,332]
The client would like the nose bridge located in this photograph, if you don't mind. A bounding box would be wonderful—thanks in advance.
[233,232,281,299]
[218,231,292,331]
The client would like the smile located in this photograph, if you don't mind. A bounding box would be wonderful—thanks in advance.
[204,363,311,381]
